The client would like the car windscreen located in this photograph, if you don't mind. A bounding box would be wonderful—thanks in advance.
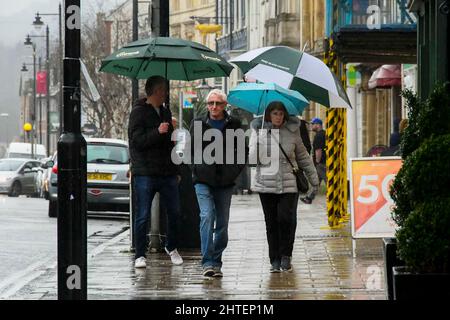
[87,144,129,164]
[0,160,24,171]
[8,153,32,159]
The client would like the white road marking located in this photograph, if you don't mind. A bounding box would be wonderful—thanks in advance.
[0,257,55,299]
[0,228,129,299]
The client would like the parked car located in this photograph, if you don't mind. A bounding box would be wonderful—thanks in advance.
[47,138,130,218]
[6,142,47,160]
[0,158,44,197]
[40,154,55,199]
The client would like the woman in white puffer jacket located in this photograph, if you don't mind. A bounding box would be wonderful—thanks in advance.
[249,101,319,272]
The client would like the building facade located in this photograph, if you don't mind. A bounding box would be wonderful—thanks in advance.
[169,0,217,122]
[216,0,249,92]
[326,0,417,157]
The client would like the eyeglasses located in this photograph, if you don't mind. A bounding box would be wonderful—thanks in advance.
[207,101,226,106]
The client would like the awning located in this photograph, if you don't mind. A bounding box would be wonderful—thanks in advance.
[368,64,402,89]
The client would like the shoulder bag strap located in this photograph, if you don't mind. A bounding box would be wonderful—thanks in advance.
[269,130,298,173]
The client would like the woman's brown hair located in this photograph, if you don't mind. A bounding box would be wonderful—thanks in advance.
[264,101,289,123]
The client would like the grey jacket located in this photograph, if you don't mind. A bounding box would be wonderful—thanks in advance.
[249,116,319,194]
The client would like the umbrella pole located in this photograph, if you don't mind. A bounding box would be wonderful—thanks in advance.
[259,90,267,130]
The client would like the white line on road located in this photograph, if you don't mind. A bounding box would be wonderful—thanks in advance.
[0,257,55,299]
[0,228,130,300]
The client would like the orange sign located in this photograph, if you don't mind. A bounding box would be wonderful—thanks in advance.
[350,157,402,238]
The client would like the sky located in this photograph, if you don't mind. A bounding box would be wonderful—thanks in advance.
[0,0,125,147]
[0,0,124,47]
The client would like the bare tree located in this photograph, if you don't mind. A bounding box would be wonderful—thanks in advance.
[81,9,132,140]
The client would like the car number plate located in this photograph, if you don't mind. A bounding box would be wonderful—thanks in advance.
[87,173,112,181]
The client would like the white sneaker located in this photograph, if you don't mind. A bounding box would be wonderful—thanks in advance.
[134,256,147,268]
[165,248,183,265]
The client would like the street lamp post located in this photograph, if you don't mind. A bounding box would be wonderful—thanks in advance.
[23,123,33,158]
[26,34,48,146]
[38,56,43,145]
[0,113,9,146]
[33,4,63,137]
[32,20,52,155]
[24,35,37,159]
[57,0,87,300]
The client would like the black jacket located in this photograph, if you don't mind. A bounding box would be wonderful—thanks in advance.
[128,98,179,177]
[189,112,246,187]
[300,119,312,155]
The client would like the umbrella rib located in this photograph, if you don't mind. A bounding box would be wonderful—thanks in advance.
[219,63,232,77]
[138,59,150,78]
[181,60,189,81]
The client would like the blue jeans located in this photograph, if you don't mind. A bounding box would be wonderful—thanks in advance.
[134,175,180,259]
[194,183,234,268]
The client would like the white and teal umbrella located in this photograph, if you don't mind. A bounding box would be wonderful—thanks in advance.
[228,82,309,116]
[230,46,352,109]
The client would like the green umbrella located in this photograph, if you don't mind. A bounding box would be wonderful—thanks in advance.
[99,37,233,80]
[230,46,352,108]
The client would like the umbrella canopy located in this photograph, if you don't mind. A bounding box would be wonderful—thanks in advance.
[228,82,309,116]
[229,46,352,108]
[99,37,233,80]
[368,65,401,89]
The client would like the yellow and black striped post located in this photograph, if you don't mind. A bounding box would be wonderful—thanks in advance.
[339,65,349,223]
[325,108,341,227]
[324,38,348,227]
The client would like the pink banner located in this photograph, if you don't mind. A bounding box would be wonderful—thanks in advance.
[36,71,47,95]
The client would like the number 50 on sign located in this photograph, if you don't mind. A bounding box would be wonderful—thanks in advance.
[349,157,402,238]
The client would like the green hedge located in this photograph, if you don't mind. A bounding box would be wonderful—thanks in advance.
[396,197,450,273]
[391,83,450,273]
[400,85,450,158]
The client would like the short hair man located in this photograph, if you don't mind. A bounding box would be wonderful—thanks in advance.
[128,75,183,268]
[189,89,245,278]
[301,117,326,204]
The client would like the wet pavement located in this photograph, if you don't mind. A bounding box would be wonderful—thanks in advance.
[0,195,128,299]
[7,193,386,300]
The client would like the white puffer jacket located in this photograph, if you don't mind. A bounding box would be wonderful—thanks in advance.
[249,116,319,194]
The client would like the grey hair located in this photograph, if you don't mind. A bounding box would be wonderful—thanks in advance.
[206,89,227,103]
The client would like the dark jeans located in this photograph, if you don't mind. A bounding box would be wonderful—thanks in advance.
[258,193,299,264]
[309,163,326,200]
[133,175,180,259]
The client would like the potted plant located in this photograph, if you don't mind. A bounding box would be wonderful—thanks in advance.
[382,88,421,300]
[382,237,404,300]
[389,83,450,300]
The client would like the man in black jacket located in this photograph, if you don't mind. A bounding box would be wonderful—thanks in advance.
[128,76,183,268]
[299,119,312,155]
[190,89,245,278]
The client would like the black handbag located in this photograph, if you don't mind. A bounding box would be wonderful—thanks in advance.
[276,139,309,194]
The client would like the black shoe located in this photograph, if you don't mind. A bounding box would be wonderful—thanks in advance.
[281,256,293,272]
[300,197,312,204]
[202,266,215,277]
[270,260,281,273]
